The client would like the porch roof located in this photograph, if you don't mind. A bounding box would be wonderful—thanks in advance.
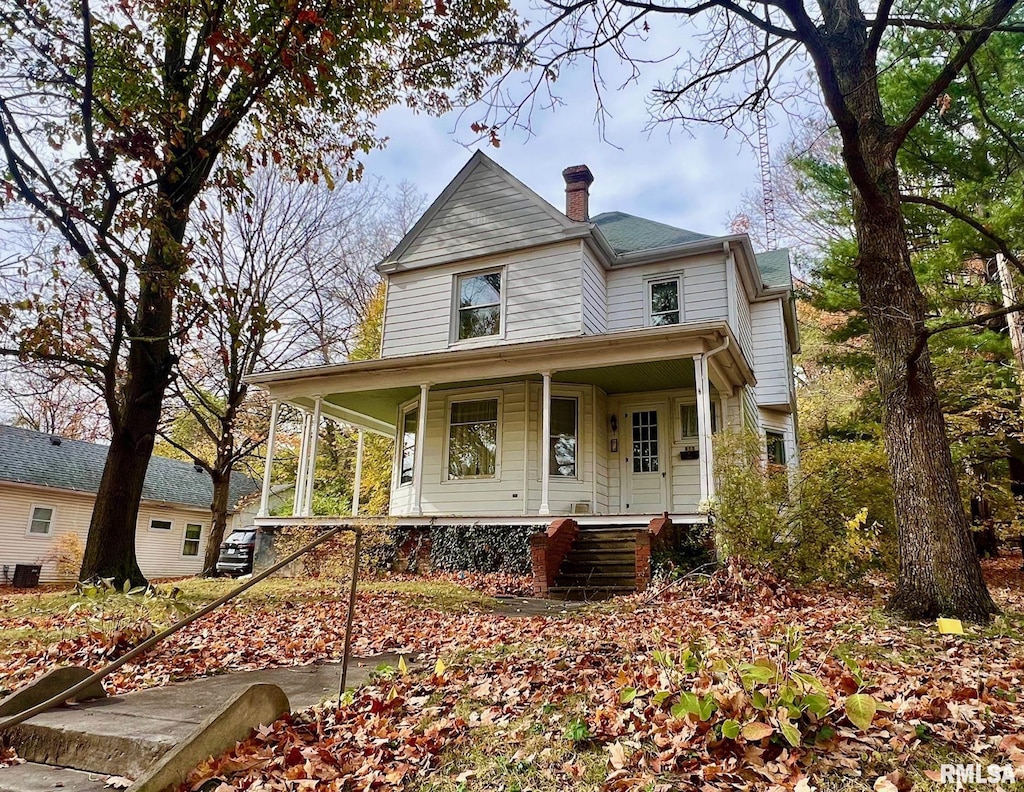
[247,322,754,433]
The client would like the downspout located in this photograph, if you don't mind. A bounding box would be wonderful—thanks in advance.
[699,335,730,498]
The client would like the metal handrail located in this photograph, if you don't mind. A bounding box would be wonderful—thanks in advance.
[0,524,361,732]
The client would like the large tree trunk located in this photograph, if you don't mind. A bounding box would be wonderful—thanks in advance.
[857,200,997,619]
[808,0,998,620]
[79,193,190,587]
[203,469,233,575]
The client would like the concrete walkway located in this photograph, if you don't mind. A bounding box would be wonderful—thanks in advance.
[0,655,402,792]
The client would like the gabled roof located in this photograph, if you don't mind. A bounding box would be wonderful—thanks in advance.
[592,211,711,254]
[380,150,575,270]
[0,424,258,510]
[754,249,794,290]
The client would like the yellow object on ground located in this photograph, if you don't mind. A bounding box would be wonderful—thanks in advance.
[936,618,964,635]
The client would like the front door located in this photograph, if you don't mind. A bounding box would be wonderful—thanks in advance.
[621,403,668,514]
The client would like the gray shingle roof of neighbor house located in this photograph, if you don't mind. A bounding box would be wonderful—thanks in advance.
[0,424,259,510]
[591,211,793,291]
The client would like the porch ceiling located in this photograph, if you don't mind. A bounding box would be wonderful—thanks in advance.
[324,387,420,424]
[558,359,695,394]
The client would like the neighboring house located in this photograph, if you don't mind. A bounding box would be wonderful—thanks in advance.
[248,152,798,593]
[0,425,259,583]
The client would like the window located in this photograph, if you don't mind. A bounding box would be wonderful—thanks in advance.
[549,397,578,477]
[766,431,787,466]
[399,406,417,486]
[649,278,680,325]
[679,401,717,438]
[27,505,54,536]
[456,270,502,340]
[182,523,202,556]
[448,398,498,478]
[632,410,660,473]
[150,518,172,531]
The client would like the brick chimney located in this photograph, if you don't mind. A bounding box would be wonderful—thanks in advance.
[562,165,594,222]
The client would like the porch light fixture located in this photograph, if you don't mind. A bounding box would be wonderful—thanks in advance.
[610,414,618,433]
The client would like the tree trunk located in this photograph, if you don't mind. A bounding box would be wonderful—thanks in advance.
[851,133,997,621]
[807,0,998,620]
[203,470,233,575]
[79,192,190,587]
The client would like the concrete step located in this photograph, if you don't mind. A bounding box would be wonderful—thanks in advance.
[0,762,111,792]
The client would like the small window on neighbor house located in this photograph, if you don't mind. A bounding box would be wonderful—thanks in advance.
[399,406,417,486]
[456,270,502,340]
[28,506,54,536]
[150,518,172,531]
[549,397,578,478]
[448,398,498,478]
[649,278,680,326]
[766,431,787,466]
[182,524,202,556]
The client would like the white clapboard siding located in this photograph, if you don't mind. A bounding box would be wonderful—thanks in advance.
[581,245,607,335]
[733,267,754,361]
[382,243,584,358]
[1,483,212,583]
[750,299,791,406]
[605,252,728,331]
[594,388,610,512]
[398,166,569,269]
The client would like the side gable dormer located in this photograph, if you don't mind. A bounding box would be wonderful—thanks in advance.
[380,151,579,272]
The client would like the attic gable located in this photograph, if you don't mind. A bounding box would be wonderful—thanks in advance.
[381,151,576,271]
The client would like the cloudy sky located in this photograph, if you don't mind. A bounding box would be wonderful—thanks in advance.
[357,16,804,243]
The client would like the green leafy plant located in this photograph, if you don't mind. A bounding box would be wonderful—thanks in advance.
[564,716,592,743]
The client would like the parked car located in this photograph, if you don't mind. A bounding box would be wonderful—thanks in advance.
[215,527,257,575]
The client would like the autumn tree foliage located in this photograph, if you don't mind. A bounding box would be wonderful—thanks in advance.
[492,0,1024,620]
[0,0,516,586]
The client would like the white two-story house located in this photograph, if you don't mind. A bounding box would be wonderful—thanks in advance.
[249,151,797,559]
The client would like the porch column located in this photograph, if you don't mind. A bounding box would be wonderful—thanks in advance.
[351,430,364,517]
[412,384,430,516]
[301,397,322,517]
[539,372,552,516]
[292,410,311,517]
[258,400,280,518]
[694,355,715,502]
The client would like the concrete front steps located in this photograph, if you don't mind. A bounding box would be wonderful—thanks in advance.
[549,527,639,600]
[0,658,399,792]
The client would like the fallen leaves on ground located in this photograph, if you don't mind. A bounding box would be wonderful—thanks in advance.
[2,559,1023,790]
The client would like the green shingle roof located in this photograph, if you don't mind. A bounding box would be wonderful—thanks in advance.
[754,248,793,290]
[0,424,258,510]
[592,211,711,254]
[591,211,792,291]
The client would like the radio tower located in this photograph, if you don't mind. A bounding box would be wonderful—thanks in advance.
[757,106,778,251]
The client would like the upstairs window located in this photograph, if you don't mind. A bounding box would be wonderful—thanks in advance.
[150,518,172,532]
[456,270,502,340]
[28,505,54,536]
[649,277,681,325]
[399,406,418,486]
[448,398,498,478]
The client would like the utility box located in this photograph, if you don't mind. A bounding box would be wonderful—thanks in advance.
[12,564,41,588]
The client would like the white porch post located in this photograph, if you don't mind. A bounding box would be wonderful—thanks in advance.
[258,401,280,518]
[694,355,715,501]
[412,384,430,516]
[292,410,310,517]
[302,397,322,517]
[539,372,552,517]
[352,430,364,517]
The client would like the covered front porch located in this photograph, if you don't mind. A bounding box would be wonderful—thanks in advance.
[249,322,756,523]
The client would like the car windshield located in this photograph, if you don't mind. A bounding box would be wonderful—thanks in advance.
[225,530,256,545]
